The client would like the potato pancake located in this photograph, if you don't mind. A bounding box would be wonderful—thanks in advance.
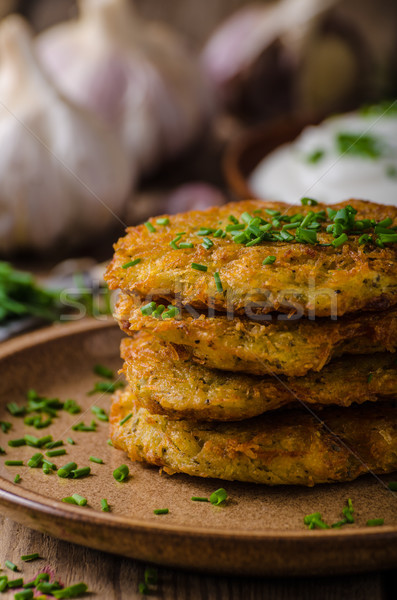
[110,389,397,486]
[121,333,397,421]
[115,293,397,376]
[105,199,397,318]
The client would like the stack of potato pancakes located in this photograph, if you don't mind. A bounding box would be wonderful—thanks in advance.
[105,199,397,486]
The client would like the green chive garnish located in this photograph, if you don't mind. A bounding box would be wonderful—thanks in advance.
[228,215,239,224]
[71,494,87,506]
[122,258,141,268]
[63,399,81,414]
[91,406,109,422]
[94,364,114,379]
[14,590,33,600]
[36,582,62,593]
[213,272,223,293]
[46,449,66,457]
[8,578,24,588]
[0,421,12,433]
[0,446,6,454]
[5,460,23,466]
[332,233,348,247]
[21,553,40,561]
[45,440,63,449]
[8,438,26,447]
[202,237,214,250]
[138,582,149,595]
[71,467,91,479]
[101,498,110,512]
[262,255,276,265]
[209,488,228,506]
[301,197,319,206]
[62,496,77,504]
[57,462,77,478]
[153,508,169,515]
[113,464,129,482]
[14,474,21,483]
[53,583,88,598]
[191,496,209,502]
[120,413,133,425]
[67,437,75,445]
[5,560,18,571]
[388,481,397,491]
[213,229,223,237]
[144,567,158,585]
[144,221,156,233]
[366,518,384,527]
[89,456,104,464]
[27,453,44,468]
[156,217,170,226]
[141,301,156,316]
[191,263,207,272]
[179,242,194,249]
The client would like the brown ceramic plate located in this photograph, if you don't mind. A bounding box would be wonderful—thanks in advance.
[223,115,321,200]
[0,319,396,576]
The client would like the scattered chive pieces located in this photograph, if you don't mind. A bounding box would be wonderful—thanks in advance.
[332,233,349,247]
[209,488,228,506]
[45,440,63,449]
[191,263,207,272]
[213,272,223,293]
[144,567,158,586]
[303,512,329,529]
[0,421,12,433]
[36,582,62,593]
[57,462,77,478]
[87,381,124,395]
[179,242,194,249]
[213,229,223,237]
[37,435,53,447]
[46,449,66,457]
[0,578,7,592]
[306,150,324,164]
[91,406,109,422]
[8,578,23,588]
[138,582,149,595]
[42,459,57,470]
[113,464,129,482]
[71,494,87,506]
[62,496,77,504]
[107,439,113,446]
[89,456,104,464]
[63,399,81,414]
[101,498,110,512]
[14,474,21,483]
[141,301,156,316]
[14,590,34,600]
[228,215,239,224]
[71,422,97,432]
[21,553,40,562]
[366,518,384,527]
[120,413,133,426]
[388,481,397,491]
[27,453,43,468]
[94,364,114,379]
[191,496,209,502]
[67,437,75,445]
[262,255,276,265]
[144,221,156,233]
[153,508,169,515]
[34,574,50,584]
[5,560,18,571]
[301,197,319,206]
[122,258,141,268]
[156,217,170,226]
[71,467,91,479]
[5,460,23,466]
[0,446,5,454]
[53,583,88,598]
[8,438,26,447]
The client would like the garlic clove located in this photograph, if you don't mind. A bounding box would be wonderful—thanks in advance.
[36,0,212,173]
[0,14,132,255]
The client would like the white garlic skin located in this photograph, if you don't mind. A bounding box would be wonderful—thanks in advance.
[0,14,132,255]
[36,0,212,173]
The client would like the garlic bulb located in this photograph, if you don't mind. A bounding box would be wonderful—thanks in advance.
[36,0,212,173]
[0,15,132,255]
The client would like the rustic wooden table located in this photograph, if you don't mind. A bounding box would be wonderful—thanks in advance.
[0,516,395,599]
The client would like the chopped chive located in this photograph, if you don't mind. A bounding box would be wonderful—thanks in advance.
[45,440,63,449]
[71,467,91,479]
[282,222,300,230]
[120,413,133,425]
[301,197,319,206]
[0,578,7,592]
[113,464,129,482]
[366,518,384,527]
[122,258,141,268]
[153,508,169,515]
[63,399,81,414]
[332,233,348,247]
[42,464,51,475]
[89,456,104,464]
[14,474,21,483]
[8,578,24,588]
[213,272,223,293]
[0,421,12,433]
[107,439,113,446]
[5,460,23,466]
[306,150,324,164]
[36,581,62,593]
[232,232,249,244]
[226,223,245,232]
[196,228,215,236]
[241,212,253,224]
[42,459,57,470]
[377,233,397,244]
[71,494,87,506]
[88,381,124,395]
[27,453,44,468]
[156,217,170,226]
[245,236,262,247]
[368,373,373,383]
[46,449,66,457]
[62,496,77,504]
[24,434,40,447]
[0,446,5,454]
[138,582,149,595]
[53,583,88,599]
[144,567,158,585]
[91,406,109,422]
[191,263,208,272]
[144,221,156,233]
[8,438,26,447]
[37,435,53,447]
[21,553,40,562]
[262,255,276,265]
[178,242,194,249]
[14,590,34,600]
[388,481,397,491]
[202,237,214,250]
[141,301,156,316]
[191,496,209,502]
[162,306,180,319]
[7,402,26,416]
[101,498,110,512]
[67,437,75,445]
[228,215,239,224]
[57,462,77,478]
[5,560,18,571]
[34,574,50,585]
[209,488,228,506]
[213,229,223,237]
[94,364,114,379]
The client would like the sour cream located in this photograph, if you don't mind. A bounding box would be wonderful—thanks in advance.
[249,103,397,206]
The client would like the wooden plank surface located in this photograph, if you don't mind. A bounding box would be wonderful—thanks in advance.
[0,516,394,599]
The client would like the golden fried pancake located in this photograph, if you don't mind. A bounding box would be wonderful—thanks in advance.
[105,199,397,318]
[110,389,397,486]
[121,333,397,421]
[115,293,397,377]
